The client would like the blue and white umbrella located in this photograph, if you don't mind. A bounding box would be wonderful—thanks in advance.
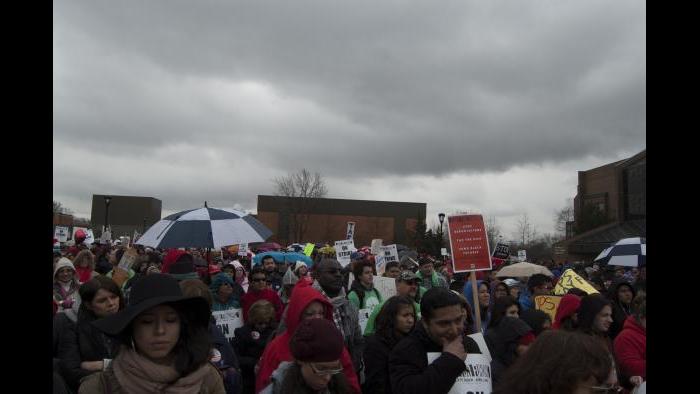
[136,206,272,249]
[594,237,646,267]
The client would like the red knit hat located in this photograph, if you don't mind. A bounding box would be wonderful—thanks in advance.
[290,318,345,362]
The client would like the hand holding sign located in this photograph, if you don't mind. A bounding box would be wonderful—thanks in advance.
[111,267,129,287]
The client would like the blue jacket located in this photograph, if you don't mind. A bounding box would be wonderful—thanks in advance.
[463,280,491,333]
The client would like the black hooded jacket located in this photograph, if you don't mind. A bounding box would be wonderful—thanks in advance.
[608,279,636,340]
[484,316,532,384]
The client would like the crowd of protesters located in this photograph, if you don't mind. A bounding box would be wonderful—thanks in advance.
[53,235,646,394]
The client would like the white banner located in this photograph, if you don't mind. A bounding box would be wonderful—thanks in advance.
[427,352,492,394]
[517,250,527,262]
[238,243,249,257]
[54,226,69,242]
[346,222,356,240]
[375,244,399,275]
[334,239,356,267]
[212,308,244,339]
[370,239,383,255]
[358,308,371,335]
[373,275,397,302]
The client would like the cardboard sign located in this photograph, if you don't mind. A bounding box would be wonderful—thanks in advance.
[553,269,599,296]
[375,244,399,276]
[427,353,492,394]
[212,309,244,339]
[238,243,249,257]
[358,308,372,335]
[303,243,315,256]
[534,295,562,322]
[370,239,383,255]
[334,239,357,267]
[373,275,398,302]
[346,222,356,240]
[54,226,69,242]
[447,214,492,272]
[492,242,510,259]
[517,250,527,262]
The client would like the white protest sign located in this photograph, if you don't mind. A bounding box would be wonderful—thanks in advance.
[358,308,372,335]
[238,243,249,257]
[334,239,356,267]
[54,226,69,242]
[371,239,383,255]
[517,250,527,262]
[467,332,492,362]
[441,248,448,256]
[375,244,399,276]
[373,275,397,302]
[427,352,492,394]
[346,222,356,240]
[84,229,95,245]
[212,308,244,340]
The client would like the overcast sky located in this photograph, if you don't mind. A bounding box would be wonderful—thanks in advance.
[53,1,645,242]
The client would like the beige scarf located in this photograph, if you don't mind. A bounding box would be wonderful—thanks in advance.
[113,347,211,394]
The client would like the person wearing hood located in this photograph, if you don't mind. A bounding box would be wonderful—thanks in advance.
[485,316,536,384]
[577,294,615,355]
[389,287,481,394]
[255,283,361,394]
[210,271,245,312]
[231,260,249,292]
[519,309,552,337]
[607,278,636,340]
[312,259,365,378]
[613,294,646,391]
[553,293,581,330]
[491,280,510,300]
[415,257,448,291]
[242,267,284,323]
[54,257,81,316]
[463,279,492,333]
[278,266,299,306]
[292,261,311,282]
[488,295,521,332]
[73,250,98,284]
[502,278,521,300]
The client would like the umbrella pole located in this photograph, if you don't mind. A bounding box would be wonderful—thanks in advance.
[471,271,482,332]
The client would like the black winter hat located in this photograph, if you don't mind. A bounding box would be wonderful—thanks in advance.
[290,318,344,362]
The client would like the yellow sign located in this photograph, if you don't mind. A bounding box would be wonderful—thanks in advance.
[303,243,315,256]
[553,269,599,296]
[534,295,562,322]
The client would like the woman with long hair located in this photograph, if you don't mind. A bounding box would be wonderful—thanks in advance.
[58,276,124,391]
[78,273,225,393]
[362,296,416,394]
[73,250,98,284]
[488,295,521,331]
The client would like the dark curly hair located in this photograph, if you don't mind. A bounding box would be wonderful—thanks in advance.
[374,295,416,348]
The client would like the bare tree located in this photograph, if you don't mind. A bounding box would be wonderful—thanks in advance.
[486,215,503,252]
[53,200,73,215]
[554,199,575,239]
[515,213,534,246]
[273,169,328,243]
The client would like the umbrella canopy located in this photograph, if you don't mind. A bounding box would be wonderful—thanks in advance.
[135,207,272,249]
[252,251,314,267]
[254,242,283,252]
[594,237,646,267]
[496,262,553,278]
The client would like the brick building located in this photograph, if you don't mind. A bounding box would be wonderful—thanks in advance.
[256,195,426,247]
[90,195,162,238]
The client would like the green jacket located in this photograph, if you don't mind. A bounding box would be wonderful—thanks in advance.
[362,298,421,337]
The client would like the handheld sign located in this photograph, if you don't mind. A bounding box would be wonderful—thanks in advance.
[334,239,356,267]
[441,248,448,256]
[375,244,399,275]
[517,250,527,262]
[427,352,492,394]
[346,222,356,240]
[492,242,510,259]
[212,309,244,340]
[358,308,372,335]
[238,243,249,257]
[54,226,69,243]
[370,239,383,255]
[303,243,315,256]
[553,269,599,296]
[373,275,398,302]
[534,295,562,322]
[447,214,492,272]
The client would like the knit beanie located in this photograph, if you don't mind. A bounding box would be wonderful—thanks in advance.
[290,318,344,362]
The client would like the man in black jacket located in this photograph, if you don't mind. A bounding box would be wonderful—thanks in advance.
[389,287,481,394]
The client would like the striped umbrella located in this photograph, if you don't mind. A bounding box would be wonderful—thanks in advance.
[136,206,272,249]
[594,237,646,267]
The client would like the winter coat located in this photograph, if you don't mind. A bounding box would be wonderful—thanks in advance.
[234,324,276,394]
[209,317,240,371]
[312,280,365,375]
[347,280,383,311]
[416,271,448,290]
[362,334,395,394]
[553,294,581,330]
[255,284,360,394]
[54,312,76,359]
[242,288,284,323]
[267,270,284,293]
[53,258,81,312]
[613,315,646,380]
[58,311,120,391]
[608,279,636,340]
[389,321,481,394]
[484,316,532,384]
[210,273,245,311]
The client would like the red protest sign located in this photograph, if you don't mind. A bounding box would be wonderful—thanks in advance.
[448,214,492,272]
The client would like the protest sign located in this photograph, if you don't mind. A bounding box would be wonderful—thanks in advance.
[447,214,492,272]
[517,250,527,262]
[84,229,95,245]
[373,275,397,302]
[467,332,492,362]
[303,243,315,256]
[441,248,448,256]
[358,308,372,335]
[534,295,562,322]
[370,239,383,255]
[492,242,510,259]
[54,226,69,242]
[375,244,399,275]
[212,308,244,340]
[334,239,356,267]
[427,353,492,394]
[238,243,249,257]
[346,222,356,240]
[553,269,599,296]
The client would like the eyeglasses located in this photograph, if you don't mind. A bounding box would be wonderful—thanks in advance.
[309,363,343,376]
[589,385,622,393]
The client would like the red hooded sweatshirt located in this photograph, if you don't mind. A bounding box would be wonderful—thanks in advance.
[254,283,361,394]
[553,294,581,330]
[613,315,646,379]
[241,287,285,323]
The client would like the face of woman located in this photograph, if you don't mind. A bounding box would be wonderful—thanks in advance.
[478,284,490,307]
[395,304,416,335]
[234,268,245,280]
[132,304,181,364]
[505,304,519,319]
[298,266,308,276]
[360,266,374,286]
[494,285,508,299]
[617,286,634,304]
[218,282,233,300]
[594,305,613,333]
[302,301,326,320]
[509,287,520,299]
[300,360,342,391]
[88,289,120,318]
[57,267,74,282]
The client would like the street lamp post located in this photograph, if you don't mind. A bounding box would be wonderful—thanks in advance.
[103,196,112,235]
[438,213,445,260]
